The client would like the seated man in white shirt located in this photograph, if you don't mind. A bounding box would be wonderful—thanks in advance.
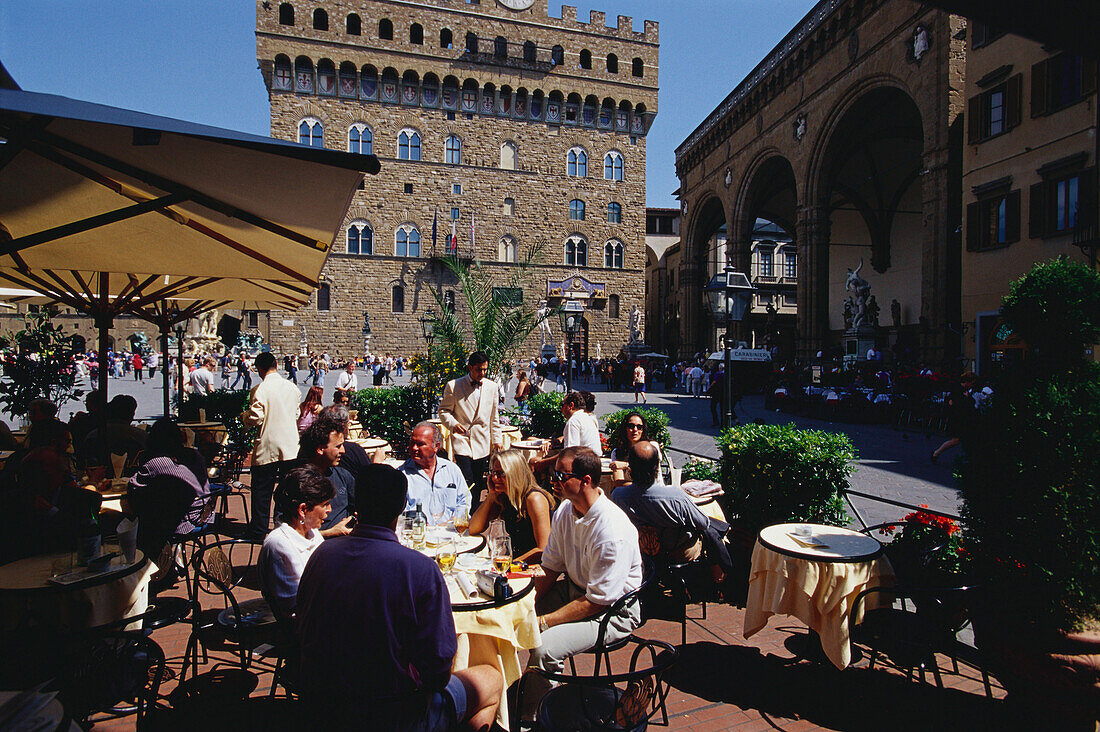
[528,392,601,473]
[258,465,333,620]
[521,446,643,720]
[333,362,358,398]
[398,421,471,522]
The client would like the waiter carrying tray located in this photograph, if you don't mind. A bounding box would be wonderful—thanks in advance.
[439,351,502,508]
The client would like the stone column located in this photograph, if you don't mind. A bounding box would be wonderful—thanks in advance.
[796,206,832,361]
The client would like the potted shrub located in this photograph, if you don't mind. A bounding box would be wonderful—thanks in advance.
[347,385,431,456]
[958,258,1100,727]
[526,391,565,440]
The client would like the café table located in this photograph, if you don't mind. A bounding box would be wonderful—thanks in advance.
[679,479,727,523]
[0,450,12,469]
[0,546,155,632]
[420,535,539,730]
[499,425,522,450]
[346,419,364,440]
[178,421,228,448]
[0,690,80,731]
[351,436,391,456]
[743,522,894,670]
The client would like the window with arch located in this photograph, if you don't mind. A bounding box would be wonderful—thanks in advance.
[273,56,292,91]
[499,235,518,262]
[313,8,328,30]
[604,240,624,269]
[465,32,478,54]
[607,201,622,223]
[398,129,421,160]
[565,236,588,267]
[609,294,620,319]
[567,147,587,177]
[294,57,314,93]
[569,199,585,221]
[278,3,293,25]
[348,124,372,154]
[606,53,618,73]
[445,135,461,165]
[440,28,453,48]
[604,151,623,180]
[317,282,331,311]
[503,197,515,216]
[494,36,507,58]
[580,50,592,69]
[523,41,536,62]
[392,285,405,313]
[632,57,643,77]
[410,23,423,44]
[551,45,564,66]
[500,141,517,170]
[346,13,361,35]
[378,18,393,40]
[347,221,373,255]
[395,225,421,257]
[298,118,323,148]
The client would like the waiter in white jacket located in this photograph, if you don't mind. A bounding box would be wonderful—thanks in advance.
[439,351,502,508]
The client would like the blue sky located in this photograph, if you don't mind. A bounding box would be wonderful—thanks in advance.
[0,0,817,208]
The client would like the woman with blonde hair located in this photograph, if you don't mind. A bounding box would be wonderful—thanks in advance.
[469,449,556,563]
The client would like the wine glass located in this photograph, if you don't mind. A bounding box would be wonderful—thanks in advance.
[398,514,415,547]
[491,536,512,575]
[429,492,448,527]
[453,505,470,534]
[435,537,457,575]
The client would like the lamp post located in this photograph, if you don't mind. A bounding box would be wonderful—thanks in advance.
[173,321,187,415]
[704,266,755,428]
[419,308,437,411]
[557,309,578,393]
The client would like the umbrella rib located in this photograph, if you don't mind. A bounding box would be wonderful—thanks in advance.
[114,274,162,311]
[0,269,86,312]
[69,270,97,303]
[25,127,330,252]
[0,192,189,256]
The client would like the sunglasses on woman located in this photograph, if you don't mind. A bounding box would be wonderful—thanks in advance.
[626,423,644,430]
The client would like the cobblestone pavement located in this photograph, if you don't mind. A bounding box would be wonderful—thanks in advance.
[48,365,961,527]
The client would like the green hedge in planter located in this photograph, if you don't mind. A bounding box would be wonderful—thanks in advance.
[526,391,565,439]
[347,385,431,456]
[680,457,720,483]
[717,423,852,531]
[603,408,672,451]
[180,390,255,447]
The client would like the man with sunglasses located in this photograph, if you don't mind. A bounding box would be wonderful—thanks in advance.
[521,446,643,721]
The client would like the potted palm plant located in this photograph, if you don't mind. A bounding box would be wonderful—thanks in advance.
[958,257,1100,728]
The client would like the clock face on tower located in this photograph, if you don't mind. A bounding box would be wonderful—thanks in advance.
[497,0,535,10]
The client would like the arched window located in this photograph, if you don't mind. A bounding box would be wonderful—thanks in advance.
[565,236,588,267]
[360,65,378,99]
[503,197,515,216]
[378,18,393,40]
[523,41,536,62]
[567,147,587,177]
[445,135,462,165]
[580,49,592,69]
[317,282,330,311]
[278,3,294,25]
[551,45,564,66]
[604,240,624,268]
[294,56,314,93]
[298,118,323,147]
[395,225,421,257]
[273,55,292,91]
[632,57,643,77]
[500,141,517,170]
[604,151,623,180]
[608,294,620,319]
[348,123,372,154]
[317,59,336,95]
[313,8,328,30]
[347,221,373,255]
[569,199,585,220]
[346,13,361,35]
[607,202,622,223]
[410,23,423,44]
[392,285,405,313]
[606,53,618,74]
[499,235,518,262]
[465,32,478,54]
[440,28,453,49]
[494,36,507,58]
[398,129,421,160]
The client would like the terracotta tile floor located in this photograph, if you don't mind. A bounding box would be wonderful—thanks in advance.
[91,491,1008,731]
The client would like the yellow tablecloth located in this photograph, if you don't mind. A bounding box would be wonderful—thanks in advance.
[743,533,894,669]
[500,426,522,451]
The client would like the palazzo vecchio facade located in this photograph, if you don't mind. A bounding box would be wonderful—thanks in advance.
[255,0,659,360]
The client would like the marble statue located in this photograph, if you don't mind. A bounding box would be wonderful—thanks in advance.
[891,298,902,329]
[199,310,218,339]
[628,305,643,344]
[845,259,871,329]
[536,300,552,347]
[867,295,881,328]
[596,342,602,361]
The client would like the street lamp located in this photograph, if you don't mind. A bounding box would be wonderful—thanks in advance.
[557,309,578,393]
[418,308,437,412]
[704,266,755,427]
[173,321,187,415]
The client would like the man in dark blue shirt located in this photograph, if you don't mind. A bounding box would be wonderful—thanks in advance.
[296,417,355,538]
[296,464,502,730]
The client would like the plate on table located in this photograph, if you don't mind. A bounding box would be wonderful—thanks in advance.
[512,439,544,449]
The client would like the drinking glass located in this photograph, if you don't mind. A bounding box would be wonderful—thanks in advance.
[399,515,415,547]
[453,505,470,534]
[491,536,512,575]
[435,538,457,575]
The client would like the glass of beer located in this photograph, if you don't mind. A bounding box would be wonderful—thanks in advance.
[491,536,512,575]
[453,505,470,534]
[435,538,457,575]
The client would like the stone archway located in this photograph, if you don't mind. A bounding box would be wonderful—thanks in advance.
[682,196,729,355]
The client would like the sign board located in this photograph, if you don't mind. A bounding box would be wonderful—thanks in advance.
[706,348,772,363]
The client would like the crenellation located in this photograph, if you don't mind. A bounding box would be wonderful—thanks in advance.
[561,6,577,23]
[588,10,606,27]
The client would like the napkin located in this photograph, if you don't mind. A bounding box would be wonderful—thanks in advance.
[110,453,127,479]
[199,408,207,422]
[455,573,478,598]
[682,479,723,498]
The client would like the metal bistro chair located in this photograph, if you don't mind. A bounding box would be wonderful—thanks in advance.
[208,443,251,528]
[566,555,655,677]
[180,538,276,683]
[533,637,678,732]
[637,524,723,646]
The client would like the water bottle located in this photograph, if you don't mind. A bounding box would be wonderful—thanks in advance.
[412,500,428,550]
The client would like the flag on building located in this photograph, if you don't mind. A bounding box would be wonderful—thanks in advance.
[432,209,438,252]
[448,219,457,254]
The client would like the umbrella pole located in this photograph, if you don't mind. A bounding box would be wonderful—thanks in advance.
[160,314,171,418]
[95,312,111,469]
[177,328,185,416]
